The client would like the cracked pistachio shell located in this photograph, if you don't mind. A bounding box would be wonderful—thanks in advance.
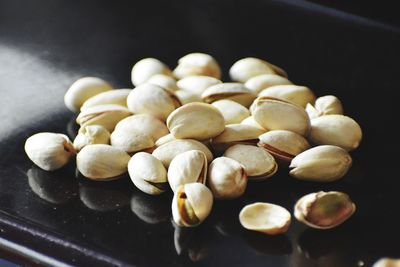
[207,157,247,199]
[309,114,362,151]
[127,83,181,121]
[76,144,130,180]
[167,103,225,140]
[168,150,208,192]
[177,75,221,96]
[111,130,154,154]
[252,97,310,136]
[229,57,287,83]
[155,133,177,147]
[174,90,203,105]
[80,89,131,111]
[173,53,221,80]
[212,99,250,125]
[153,139,213,168]
[239,203,291,235]
[25,132,76,171]
[240,116,266,130]
[64,77,113,112]
[201,83,256,107]
[258,130,310,162]
[172,183,213,227]
[76,104,132,132]
[73,125,110,151]
[373,258,400,267]
[128,152,167,195]
[244,74,292,95]
[131,58,172,86]
[289,145,352,182]
[147,74,179,92]
[258,85,316,108]
[224,144,277,180]
[294,191,356,229]
[305,95,344,119]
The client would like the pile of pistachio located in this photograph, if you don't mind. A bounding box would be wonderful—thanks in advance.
[25,53,362,234]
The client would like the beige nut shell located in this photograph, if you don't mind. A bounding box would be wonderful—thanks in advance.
[212,99,250,125]
[131,58,172,86]
[80,89,131,111]
[201,83,256,107]
[258,85,316,108]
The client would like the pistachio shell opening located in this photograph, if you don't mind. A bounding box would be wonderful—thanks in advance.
[373,258,400,267]
[73,125,110,151]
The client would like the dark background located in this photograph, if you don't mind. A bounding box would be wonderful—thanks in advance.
[1,0,400,266]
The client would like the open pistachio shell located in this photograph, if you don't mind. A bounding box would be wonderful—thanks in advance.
[111,130,154,154]
[306,95,344,119]
[173,53,221,79]
[80,89,131,111]
[229,58,287,83]
[212,99,250,125]
[177,75,221,96]
[147,74,178,92]
[244,74,292,95]
[131,58,172,86]
[294,191,356,229]
[201,83,256,107]
[73,125,110,151]
[239,202,291,235]
[258,85,316,108]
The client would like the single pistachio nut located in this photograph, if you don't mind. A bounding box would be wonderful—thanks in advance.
[174,90,203,105]
[153,139,213,168]
[258,130,310,162]
[212,99,250,125]
[239,202,291,235]
[289,145,352,182]
[64,77,113,112]
[173,53,221,79]
[244,74,292,95]
[76,104,132,132]
[73,125,110,151]
[305,95,344,119]
[172,183,213,227]
[155,133,177,147]
[127,83,181,121]
[201,83,256,107]
[240,116,266,130]
[25,132,76,171]
[207,157,247,199]
[111,130,154,154]
[223,144,277,181]
[76,144,130,180]
[294,191,356,229]
[147,74,179,92]
[80,89,131,111]
[128,152,168,195]
[167,102,225,140]
[131,58,172,86]
[309,114,362,151]
[177,75,221,96]
[252,97,310,136]
[258,85,316,108]
[168,150,208,192]
[373,258,400,267]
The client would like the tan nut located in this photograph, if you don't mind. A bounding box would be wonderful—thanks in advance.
[147,74,179,92]
[212,99,250,125]
[73,125,110,151]
[115,114,169,141]
[80,89,131,111]
[373,258,400,267]
[258,85,316,108]
[131,58,172,86]
[244,74,292,95]
[111,130,154,154]
[240,116,266,130]
[173,53,221,79]
[201,83,256,107]
[177,75,221,95]
[305,95,344,119]
[155,133,177,147]
[174,90,203,104]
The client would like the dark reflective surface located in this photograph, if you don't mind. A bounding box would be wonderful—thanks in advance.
[1,0,400,266]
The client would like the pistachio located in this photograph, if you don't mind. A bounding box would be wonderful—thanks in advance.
[147,74,179,92]
[155,133,177,147]
[168,150,208,192]
[309,114,362,151]
[64,77,113,112]
[289,145,352,182]
[131,58,172,86]
[73,125,110,151]
[201,83,256,107]
[305,95,344,119]
[76,144,130,180]
[152,139,213,168]
[258,85,316,108]
[240,116,266,130]
[258,130,310,162]
[207,157,247,199]
[80,89,131,111]
[177,75,221,96]
[174,90,203,105]
[25,132,76,171]
[224,144,277,180]
[173,53,221,79]
[167,102,225,140]
[127,83,181,121]
[76,104,132,132]
[294,191,356,229]
[252,97,310,136]
[373,258,400,267]
[128,152,168,195]
[111,130,154,154]
[212,99,250,125]
[244,74,292,95]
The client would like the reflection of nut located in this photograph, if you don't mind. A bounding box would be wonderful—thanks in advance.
[130,192,169,224]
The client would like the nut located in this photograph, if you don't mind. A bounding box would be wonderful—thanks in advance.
[309,114,362,151]
[373,258,400,267]
[201,83,256,107]
[76,144,131,180]
[177,75,221,96]
[289,145,352,182]
[111,130,154,154]
[155,133,177,147]
[239,202,291,235]
[64,77,113,112]
[127,83,181,121]
[211,99,250,125]
[147,74,179,92]
[258,85,316,108]
[173,53,221,79]
[128,152,168,195]
[168,150,208,192]
[174,90,203,104]
[167,102,225,140]
[207,157,247,199]
[244,74,292,95]
[294,191,356,229]
[80,89,131,111]
[131,58,172,86]
[240,116,266,130]
[73,125,110,151]
[223,144,277,180]
[172,183,213,227]
[25,132,76,171]
[305,95,343,119]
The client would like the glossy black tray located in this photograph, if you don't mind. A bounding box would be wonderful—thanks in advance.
[1,0,400,266]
